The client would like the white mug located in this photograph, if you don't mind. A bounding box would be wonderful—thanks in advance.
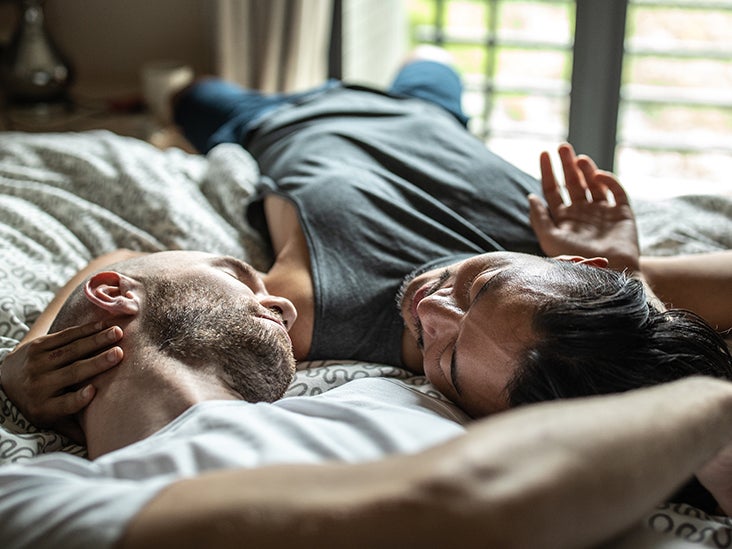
[141,61,194,125]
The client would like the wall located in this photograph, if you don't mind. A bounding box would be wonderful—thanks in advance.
[1,0,215,97]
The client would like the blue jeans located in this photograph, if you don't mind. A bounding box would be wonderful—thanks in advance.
[175,60,469,154]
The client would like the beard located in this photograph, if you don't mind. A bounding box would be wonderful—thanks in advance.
[142,276,296,403]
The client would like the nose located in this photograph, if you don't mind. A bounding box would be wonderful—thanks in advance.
[258,294,298,330]
[417,291,462,340]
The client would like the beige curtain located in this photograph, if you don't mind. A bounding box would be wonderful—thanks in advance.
[215,0,334,92]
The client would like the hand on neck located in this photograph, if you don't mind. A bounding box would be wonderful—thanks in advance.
[81,342,241,460]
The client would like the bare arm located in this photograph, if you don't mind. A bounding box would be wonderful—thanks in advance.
[120,377,732,549]
[641,251,732,332]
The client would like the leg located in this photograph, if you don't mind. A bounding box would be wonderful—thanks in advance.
[388,46,469,127]
[173,78,337,153]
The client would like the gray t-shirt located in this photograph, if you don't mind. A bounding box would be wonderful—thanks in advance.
[246,85,542,365]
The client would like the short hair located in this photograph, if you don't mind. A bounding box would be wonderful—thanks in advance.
[50,262,294,404]
[507,261,732,406]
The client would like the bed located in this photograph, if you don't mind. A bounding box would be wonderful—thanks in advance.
[1,129,731,547]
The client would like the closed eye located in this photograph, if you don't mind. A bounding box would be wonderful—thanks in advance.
[449,349,462,395]
[212,257,257,286]
[450,269,512,398]
[222,269,239,280]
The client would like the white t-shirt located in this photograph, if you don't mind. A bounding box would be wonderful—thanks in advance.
[0,378,468,549]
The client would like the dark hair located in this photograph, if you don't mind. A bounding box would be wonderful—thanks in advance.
[507,261,732,407]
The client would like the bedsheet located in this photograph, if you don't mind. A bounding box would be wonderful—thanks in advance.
[0,130,731,547]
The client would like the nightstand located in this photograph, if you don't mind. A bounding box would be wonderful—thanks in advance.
[0,93,196,152]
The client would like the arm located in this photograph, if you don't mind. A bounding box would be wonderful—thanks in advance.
[120,377,732,549]
[640,251,732,332]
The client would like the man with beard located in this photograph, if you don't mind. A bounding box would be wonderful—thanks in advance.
[0,250,469,547]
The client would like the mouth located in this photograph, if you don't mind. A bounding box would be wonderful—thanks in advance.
[257,314,292,344]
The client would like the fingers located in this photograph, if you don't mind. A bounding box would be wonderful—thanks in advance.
[558,143,588,203]
[539,151,565,212]
[33,320,106,351]
[577,155,608,202]
[3,323,124,429]
[28,385,96,435]
[576,155,631,206]
[542,143,629,212]
[33,325,123,375]
[51,346,123,390]
[51,385,96,417]
[528,194,556,247]
[597,171,630,206]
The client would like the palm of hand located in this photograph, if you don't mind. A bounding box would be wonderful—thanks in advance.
[546,201,640,271]
[532,145,642,273]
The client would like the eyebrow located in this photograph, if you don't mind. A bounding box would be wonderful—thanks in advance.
[212,256,257,281]
[449,269,513,396]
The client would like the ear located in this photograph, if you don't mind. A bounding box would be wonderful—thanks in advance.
[553,255,609,269]
[84,271,142,317]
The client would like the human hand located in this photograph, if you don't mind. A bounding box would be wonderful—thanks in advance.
[0,321,123,444]
[528,143,641,272]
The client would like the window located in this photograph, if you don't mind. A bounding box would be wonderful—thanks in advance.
[408,0,732,197]
[618,0,732,196]
[409,0,574,174]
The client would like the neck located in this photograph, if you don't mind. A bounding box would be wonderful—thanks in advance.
[81,350,240,459]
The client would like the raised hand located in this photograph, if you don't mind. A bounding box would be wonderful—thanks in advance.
[0,321,123,443]
[528,143,641,272]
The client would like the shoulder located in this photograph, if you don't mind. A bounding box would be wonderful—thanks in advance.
[278,377,471,425]
[0,453,167,548]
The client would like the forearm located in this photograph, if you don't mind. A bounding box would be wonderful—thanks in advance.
[120,377,732,549]
[640,251,732,331]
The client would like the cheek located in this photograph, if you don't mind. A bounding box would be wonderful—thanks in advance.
[422,353,457,402]
[455,328,523,416]
[463,378,512,417]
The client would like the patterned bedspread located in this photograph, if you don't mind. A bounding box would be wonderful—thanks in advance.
[0,130,731,547]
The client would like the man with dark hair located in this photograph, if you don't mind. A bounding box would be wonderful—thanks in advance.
[507,262,730,407]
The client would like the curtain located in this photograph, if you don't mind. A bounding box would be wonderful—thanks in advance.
[215,0,334,92]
